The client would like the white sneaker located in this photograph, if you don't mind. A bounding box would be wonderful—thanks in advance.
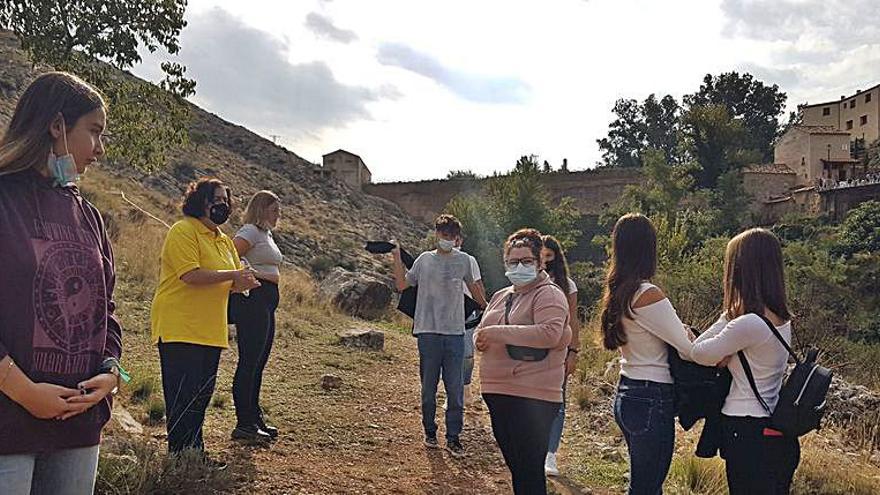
[545,452,559,477]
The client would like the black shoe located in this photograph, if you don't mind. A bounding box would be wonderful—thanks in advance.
[260,424,279,439]
[446,438,464,458]
[257,417,279,439]
[424,435,440,449]
[231,425,273,445]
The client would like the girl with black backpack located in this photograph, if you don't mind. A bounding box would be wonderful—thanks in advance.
[691,228,800,495]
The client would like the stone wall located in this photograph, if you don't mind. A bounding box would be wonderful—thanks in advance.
[363,168,644,224]
[821,182,880,221]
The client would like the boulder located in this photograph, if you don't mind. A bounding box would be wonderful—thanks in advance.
[338,328,385,351]
[825,375,880,424]
[318,268,391,320]
[321,374,343,391]
[110,406,144,436]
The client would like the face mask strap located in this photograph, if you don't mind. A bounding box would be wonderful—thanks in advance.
[61,116,70,156]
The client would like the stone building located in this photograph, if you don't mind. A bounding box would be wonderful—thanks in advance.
[322,149,372,189]
[774,126,858,186]
[801,84,880,145]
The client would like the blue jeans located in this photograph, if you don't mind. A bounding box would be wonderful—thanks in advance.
[613,376,675,495]
[417,333,464,440]
[548,378,567,453]
[0,445,100,495]
[463,327,475,386]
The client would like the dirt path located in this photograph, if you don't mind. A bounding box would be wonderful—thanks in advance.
[201,325,516,494]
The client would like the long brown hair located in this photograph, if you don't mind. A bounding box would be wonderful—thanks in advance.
[723,228,790,321]
[0,72,105,177]
[542,234,571,293]
[599,214,657,350]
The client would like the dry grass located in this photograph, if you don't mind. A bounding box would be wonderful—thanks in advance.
[78,170,880,494]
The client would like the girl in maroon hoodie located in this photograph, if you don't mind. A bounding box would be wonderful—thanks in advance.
[0,72,122,494]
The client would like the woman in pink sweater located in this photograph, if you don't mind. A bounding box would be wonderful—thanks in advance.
[475,228,571,495]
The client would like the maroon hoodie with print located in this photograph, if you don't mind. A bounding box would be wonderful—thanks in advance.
[0,170,122,454]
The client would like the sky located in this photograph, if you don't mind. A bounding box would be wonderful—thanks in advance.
[133,0,880,182]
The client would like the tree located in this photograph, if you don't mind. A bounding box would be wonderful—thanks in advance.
[1,0,195,172]
[444,155,582,290]
[684,72,787,162]
[446,169,479,179]
[680,104,760,188]
[833,200,880,258]
[597,94,682,168]
[865,139,880,171]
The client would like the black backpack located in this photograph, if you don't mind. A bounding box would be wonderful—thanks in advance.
[738,314,832,437]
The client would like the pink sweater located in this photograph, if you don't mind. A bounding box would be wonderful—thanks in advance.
[475,272,571,403]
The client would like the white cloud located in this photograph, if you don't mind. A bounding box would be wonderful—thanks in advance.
[130,0,877,182]
[305,12,358,44]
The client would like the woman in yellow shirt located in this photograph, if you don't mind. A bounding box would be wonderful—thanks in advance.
[150,178,259,461]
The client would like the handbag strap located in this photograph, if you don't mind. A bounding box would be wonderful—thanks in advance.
[502,281,557,326]
[737,313,798,416]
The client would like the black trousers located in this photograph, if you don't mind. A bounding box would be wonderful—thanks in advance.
[484,393,561,495]
[720,415,801,495]
[232,281,279,428]
[158,341,222,453]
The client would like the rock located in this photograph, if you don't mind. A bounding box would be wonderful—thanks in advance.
[338,328,385,351]
[319,268,392,320]
[825,375,880,424]
[111,406,144,436]
[321,374,343,390]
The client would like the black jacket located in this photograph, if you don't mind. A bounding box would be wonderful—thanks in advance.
[667,343,732,458]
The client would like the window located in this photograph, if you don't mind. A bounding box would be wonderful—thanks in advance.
[850,99,857,108]
[847,120,854,130]
[867,93,873,103]
[823,107,831,116]
[861,115,868,126]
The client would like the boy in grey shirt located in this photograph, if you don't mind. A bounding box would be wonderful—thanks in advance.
[391,215,487,458]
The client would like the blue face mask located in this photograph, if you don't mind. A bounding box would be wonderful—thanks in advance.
[48,152,79,187]
[47,119,79,187]
[505,263,538,286]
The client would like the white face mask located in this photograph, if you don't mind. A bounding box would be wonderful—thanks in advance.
[505,263,538,286]
[437,239,456,252]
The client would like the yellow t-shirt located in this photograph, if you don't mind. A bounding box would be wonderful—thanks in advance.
[150,217,242,348]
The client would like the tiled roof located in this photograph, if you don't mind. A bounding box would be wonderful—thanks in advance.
[743,163,795,174]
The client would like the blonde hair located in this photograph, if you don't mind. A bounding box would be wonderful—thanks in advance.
[0,72,104,177]
[243,190,280,230]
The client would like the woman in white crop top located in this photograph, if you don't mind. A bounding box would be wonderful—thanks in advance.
[691,228,800,495]
[230,190,284,444]
[599,214,695,495]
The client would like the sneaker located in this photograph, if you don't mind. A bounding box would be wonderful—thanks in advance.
[545,452,560,477]
[424,435,440,449]
[204,456,228,471]
[257,417,279,439]
[231,425,273,445]
[446,438,465,458]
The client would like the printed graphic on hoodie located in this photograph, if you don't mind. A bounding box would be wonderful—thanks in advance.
[31,219,106,375]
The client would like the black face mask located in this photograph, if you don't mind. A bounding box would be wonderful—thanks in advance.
[209,202,230,225]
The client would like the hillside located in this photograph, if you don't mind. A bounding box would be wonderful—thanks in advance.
[0,30,426,278]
